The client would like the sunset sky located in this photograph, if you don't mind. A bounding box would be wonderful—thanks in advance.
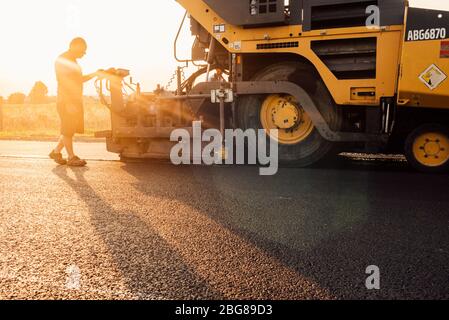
[0,0,448,97]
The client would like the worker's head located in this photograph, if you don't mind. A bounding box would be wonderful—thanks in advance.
[69,37,87,59]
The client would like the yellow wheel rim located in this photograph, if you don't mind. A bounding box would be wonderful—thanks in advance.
[260,94,314,145]
[412,132,449,167]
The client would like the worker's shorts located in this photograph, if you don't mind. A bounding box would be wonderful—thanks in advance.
[57,102,84,137]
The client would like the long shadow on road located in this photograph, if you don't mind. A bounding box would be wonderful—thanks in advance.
[121,158,449,299]
[52,166,222,299]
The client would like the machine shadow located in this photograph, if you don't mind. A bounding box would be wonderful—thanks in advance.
[52,166,222,299]
[122,160,449,299]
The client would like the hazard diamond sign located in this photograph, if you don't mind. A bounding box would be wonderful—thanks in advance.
[419,64,447,90]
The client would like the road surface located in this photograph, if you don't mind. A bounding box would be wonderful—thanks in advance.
[0,140,448,299]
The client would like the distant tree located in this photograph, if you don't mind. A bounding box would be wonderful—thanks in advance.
[8,92,26,104]
[29,81,49,104]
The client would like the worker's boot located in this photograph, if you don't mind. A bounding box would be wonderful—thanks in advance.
[49,151,67,165]
[67,156,87,167]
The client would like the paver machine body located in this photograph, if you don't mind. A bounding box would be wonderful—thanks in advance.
[97,0,449,172]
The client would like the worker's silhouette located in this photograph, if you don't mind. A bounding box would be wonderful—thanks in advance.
[49,37,99,166]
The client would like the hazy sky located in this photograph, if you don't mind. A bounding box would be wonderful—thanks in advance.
[0,0,448,97]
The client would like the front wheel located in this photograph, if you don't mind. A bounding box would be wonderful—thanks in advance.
[404,123,449,173]
[237,62,341,167]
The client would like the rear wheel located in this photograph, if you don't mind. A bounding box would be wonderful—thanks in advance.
[237,61,341,167]
[405,124,449,173]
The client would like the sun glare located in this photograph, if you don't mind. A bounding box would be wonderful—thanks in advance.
[0,0,191,96]
[0,0,448,97]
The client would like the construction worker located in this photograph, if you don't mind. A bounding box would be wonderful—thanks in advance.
[49,37,99,166]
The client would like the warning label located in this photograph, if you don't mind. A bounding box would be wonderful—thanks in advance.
[419,64,447,90]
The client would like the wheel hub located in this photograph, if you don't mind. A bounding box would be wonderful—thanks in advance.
[272,99,300,129]
[421,139,443,157]
[413,132,449,167]
[260,94,314,145]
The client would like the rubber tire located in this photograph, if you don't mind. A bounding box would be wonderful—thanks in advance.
[404,123,449,173]
[237,61,341,167]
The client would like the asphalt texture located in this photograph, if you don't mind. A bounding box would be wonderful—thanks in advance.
[0,141,448,299]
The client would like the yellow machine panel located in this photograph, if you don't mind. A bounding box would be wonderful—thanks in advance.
[177,0,403,107]
[399,40,449,108]
[398,7,449,109]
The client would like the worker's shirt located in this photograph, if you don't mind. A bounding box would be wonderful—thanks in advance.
[55,52,83,106]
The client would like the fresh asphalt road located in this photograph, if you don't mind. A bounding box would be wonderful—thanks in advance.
[0,140,448,299]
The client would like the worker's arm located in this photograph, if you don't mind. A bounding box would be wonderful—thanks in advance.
[82,71,101,83]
